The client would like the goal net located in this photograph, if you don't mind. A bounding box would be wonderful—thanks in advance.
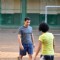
[45,6,60,26]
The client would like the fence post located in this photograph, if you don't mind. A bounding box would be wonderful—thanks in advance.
[0,0,2,25]
[21,0,27,25]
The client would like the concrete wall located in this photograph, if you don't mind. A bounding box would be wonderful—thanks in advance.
[1,0,21,13]
[27,0,40,13]
[1,0,60,14]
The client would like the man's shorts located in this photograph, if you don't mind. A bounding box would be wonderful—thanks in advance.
[40,55,54,60]
[20,44,33,56]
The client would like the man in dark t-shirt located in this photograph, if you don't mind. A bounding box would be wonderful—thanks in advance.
[18,17,34,60]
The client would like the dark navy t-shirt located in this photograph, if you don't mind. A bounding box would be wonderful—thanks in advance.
[18,26,33,44]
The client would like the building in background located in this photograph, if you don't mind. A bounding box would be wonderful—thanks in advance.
[0,0,60,27]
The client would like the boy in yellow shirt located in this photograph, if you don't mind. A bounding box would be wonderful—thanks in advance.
[34,22,55,60]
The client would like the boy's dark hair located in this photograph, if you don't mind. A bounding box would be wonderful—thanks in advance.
[39,22,49,32]
[24,17,30,21]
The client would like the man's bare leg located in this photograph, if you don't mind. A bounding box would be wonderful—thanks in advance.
[28,54,32,60]
[18,55,23,60]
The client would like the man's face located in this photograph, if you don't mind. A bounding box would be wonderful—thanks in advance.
[24,20,30,26]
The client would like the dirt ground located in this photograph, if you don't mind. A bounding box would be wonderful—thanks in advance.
[0,28,60,60]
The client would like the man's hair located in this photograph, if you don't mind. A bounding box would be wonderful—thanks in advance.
[24,17,30,21]
[39,22,49,32]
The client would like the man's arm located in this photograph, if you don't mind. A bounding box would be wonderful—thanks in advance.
[31,33,35,46]
[18,34,24,50]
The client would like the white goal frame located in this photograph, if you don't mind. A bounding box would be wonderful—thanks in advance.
[45,6,60,23]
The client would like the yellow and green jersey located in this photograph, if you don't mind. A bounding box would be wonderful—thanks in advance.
[39,32,54,55]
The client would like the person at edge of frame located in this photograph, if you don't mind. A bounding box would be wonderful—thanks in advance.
[34,22,55,60]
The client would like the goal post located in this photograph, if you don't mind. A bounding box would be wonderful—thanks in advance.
[45,6,60,24]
